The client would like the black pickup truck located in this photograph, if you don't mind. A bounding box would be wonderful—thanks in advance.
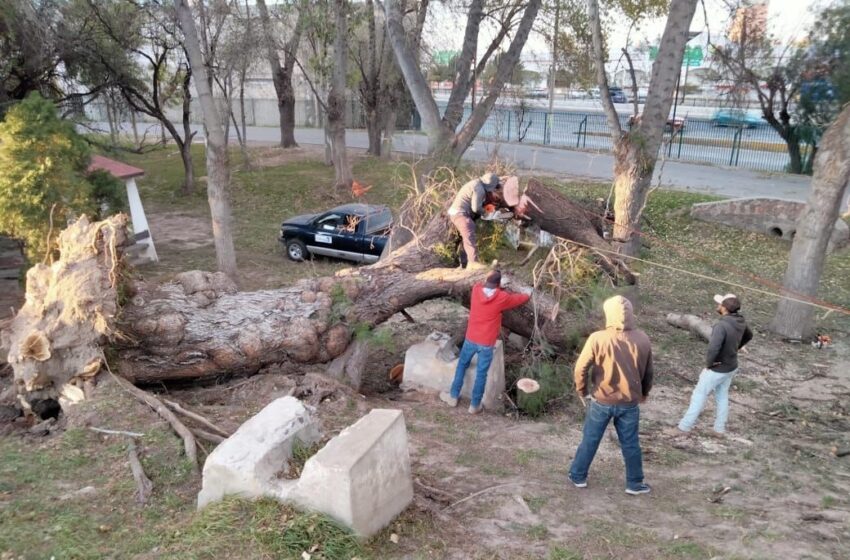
[279,203,393,263]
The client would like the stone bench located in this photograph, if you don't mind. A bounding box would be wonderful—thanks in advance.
[196,396,321,508]
[292,409,413,537]
[402,332,505,411]
[197,399,413,538]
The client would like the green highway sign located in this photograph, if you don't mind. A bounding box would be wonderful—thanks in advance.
[648,45,703,67]
[434,50,459,66]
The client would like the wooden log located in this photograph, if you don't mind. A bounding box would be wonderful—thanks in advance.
[127,440,153,505]
[666,313,713,341]
[517,179,636,284]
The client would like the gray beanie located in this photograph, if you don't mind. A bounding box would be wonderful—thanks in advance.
[480,172,500,191]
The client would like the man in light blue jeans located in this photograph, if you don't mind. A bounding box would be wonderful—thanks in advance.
[675,294,753,435]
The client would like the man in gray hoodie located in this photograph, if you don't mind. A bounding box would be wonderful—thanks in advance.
[674,293,753,435]
[448,173,501,267]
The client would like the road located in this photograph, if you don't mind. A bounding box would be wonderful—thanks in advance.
[90,121,824,204]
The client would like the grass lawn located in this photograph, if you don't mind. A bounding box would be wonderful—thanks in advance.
[2,142,849,559]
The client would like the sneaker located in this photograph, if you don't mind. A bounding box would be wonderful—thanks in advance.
[625,483,652,495]
[439,392,458,407]
[663,426,689,437]
[569,475,587,489]
[468,403,483,415]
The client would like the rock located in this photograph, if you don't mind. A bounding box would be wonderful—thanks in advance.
[196,396,321,508]
[402,332,505,411]
[0,404,21,423]
[291,409,413,537]
[59,486,97,501]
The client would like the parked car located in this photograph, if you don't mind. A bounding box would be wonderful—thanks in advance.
[279,203,393,263]
[710,109,763,128]
[608,86,628,103]
[628,114,685,131]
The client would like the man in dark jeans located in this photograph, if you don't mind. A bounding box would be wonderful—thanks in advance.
[569,295,654,495]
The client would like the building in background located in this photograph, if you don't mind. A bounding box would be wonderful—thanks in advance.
[729,2,769,43]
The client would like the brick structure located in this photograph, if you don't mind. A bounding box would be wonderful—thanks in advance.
[690,198,849,251]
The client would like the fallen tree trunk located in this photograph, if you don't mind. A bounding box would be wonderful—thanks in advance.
[4,179,635,392]
[516,179,635,284]
[666,313,712,341]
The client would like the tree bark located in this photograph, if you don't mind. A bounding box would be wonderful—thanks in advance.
[606,0,699,256]
[180,68,196,196]
[772,105,850,339]
[518,179,635,284]
[175,0,239,281]
[588,0,622,139]
[256,0,303,148]
[786,135,803,174]
[328,0,353,189]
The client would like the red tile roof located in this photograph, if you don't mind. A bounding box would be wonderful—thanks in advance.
[88,155,145,180]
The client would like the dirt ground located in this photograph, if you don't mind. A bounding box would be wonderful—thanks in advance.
[25,296,841,560]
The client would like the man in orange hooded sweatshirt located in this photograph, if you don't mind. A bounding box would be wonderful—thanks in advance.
[440,270,531,414]
[569,295,654,495]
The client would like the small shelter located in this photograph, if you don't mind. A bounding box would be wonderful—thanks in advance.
[88,155,158,263]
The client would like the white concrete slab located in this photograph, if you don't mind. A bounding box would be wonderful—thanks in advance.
[197,396,320,508]
[291,409,413,537]
[402,332,505,410]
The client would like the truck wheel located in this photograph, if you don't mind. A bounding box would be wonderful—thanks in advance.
[285,239,308,261]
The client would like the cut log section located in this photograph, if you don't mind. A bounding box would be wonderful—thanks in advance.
[666,313,713,341]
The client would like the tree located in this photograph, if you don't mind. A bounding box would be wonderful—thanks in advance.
[0,93,123,260]
[174,0,239,281]
[327,0,353,189]
[352,0,416,157]
[385,0,543,164]
[72,0,198,194]
[710,5,808,174]
[793,3,850,174]
[0,0,67,106]
[771,105,850,339]
[587,0,697,256]
[256,0,305,148]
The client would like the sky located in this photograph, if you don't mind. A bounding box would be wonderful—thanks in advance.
[426,0,827,71]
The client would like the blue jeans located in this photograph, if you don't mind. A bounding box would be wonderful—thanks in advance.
[678,368,738,433]
[569,400,644,489]
[450,339,494,407]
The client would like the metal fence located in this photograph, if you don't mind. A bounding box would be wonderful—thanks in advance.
[446,104,809,173]
[84,96,807,174]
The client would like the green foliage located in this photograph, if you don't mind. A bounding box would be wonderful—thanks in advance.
[0,93,116,259]
[353,322,395,350]
[476,220,507,263]
[88,169,128,216]
[517,360,573,417]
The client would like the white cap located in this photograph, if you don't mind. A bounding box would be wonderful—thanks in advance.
[713,293,737,305]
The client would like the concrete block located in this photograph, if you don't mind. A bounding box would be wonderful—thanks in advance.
[197,396,321,508]
[291,409,413,537]
[401,332,505,410]
[690,198,849,251]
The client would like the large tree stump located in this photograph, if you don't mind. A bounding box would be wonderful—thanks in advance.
[0,215,129,401]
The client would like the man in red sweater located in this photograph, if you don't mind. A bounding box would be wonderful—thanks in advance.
[440,270,531,414]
